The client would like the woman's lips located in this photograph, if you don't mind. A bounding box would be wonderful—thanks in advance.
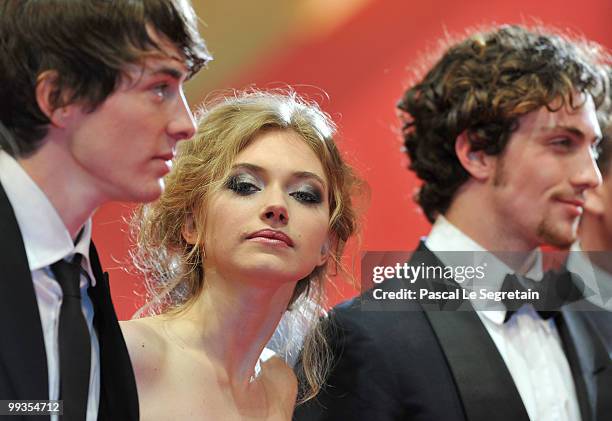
[246,229,294,247]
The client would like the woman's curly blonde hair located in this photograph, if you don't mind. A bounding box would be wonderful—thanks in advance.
[130,89,362,403]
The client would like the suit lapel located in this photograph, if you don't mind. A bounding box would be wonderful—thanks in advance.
[0,182,49,403]
[561,302,612,421]
[87,243,139,421]
[0,181,139,420]
[414,243,530,421]
[588,310,612,421]
[426,311,530,421]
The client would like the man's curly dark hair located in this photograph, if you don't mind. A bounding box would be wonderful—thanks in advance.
[595,67,612,177]
[397,25,610,223]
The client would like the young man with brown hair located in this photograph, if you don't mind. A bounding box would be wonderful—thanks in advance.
[295,25,610,421]
[565,82,612,416]
[569,79,612,310]
[0,1,210,420]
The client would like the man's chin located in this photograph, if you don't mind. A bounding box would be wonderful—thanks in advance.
[536,219,576,249]
[121,183,163,204]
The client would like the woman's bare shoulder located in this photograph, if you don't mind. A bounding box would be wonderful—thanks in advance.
[120,317,168,382]
[260,352,298,411]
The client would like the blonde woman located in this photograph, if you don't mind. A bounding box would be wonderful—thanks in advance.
[120,91,361,420]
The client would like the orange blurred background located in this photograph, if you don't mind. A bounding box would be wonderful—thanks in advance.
[93,0,612,320]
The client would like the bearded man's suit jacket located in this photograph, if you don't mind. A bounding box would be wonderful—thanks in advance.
[0,183,139,421]
[293,242,612,421]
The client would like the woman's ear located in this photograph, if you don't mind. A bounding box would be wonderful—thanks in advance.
[317,236,333,267]
[181,213,198,245]
[35,70,73,128]
[455,132,495,181]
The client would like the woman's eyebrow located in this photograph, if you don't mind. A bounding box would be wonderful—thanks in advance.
[292,171,327,189]
[231,163,327,188]
[231,163,264,174]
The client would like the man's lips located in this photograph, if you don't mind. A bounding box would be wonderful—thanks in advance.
[557,198,585,207]
[246,229,294,247]
[154,152,175,161]
[151,153,174,175]
[557,198,585,215]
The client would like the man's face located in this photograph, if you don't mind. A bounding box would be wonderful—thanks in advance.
[587,157,612,244]
[600,172,612,234]
[63,36,196,204]
[490,93,602,249]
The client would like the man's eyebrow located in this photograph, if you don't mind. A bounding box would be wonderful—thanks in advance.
[556,125,587,139]
[544,124,602,142]
[147,65,186,80]
[231,163,327,188]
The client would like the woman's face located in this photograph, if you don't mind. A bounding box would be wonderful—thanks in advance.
[201,128,330,286]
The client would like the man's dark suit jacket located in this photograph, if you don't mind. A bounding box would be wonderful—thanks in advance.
[568,298,612,420]
[294,243,612,421]
[0,183,139,420]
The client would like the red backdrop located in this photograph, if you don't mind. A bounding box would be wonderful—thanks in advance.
[93,0,611,320]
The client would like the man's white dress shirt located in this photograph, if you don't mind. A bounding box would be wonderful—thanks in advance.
[425,215,581,421]
[0,150,100,421]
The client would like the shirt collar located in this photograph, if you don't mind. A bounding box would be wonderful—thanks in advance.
[0,150,95,285]
[425,215,542,324]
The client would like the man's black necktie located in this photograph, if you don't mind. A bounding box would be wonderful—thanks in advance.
[51,254,90,420]
[501,269,587,323]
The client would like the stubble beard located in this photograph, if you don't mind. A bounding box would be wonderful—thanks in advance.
[536,215,577,248]
[494,156,576,248]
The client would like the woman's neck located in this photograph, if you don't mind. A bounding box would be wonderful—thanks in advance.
[166,268,296,388]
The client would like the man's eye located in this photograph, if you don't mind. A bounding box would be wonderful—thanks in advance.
[551,138,572,147]
[152,83,169,99]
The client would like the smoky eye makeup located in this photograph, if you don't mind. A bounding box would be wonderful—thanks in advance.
[290,183,324,205]
[224,172,261,196]
[223,165,327,204]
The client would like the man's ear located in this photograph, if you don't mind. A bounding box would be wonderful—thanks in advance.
[181,213,198,245]
[35,70,73,128]
[584,185,606,216]
[455,132,494,181]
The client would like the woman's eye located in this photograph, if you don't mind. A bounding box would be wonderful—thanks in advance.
[291,189,322,204]
[226,175,260,196]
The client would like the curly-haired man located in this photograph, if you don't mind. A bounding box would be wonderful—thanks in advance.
[565,78,612,410]
[567,69,612,306]
[295,25,611,421]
